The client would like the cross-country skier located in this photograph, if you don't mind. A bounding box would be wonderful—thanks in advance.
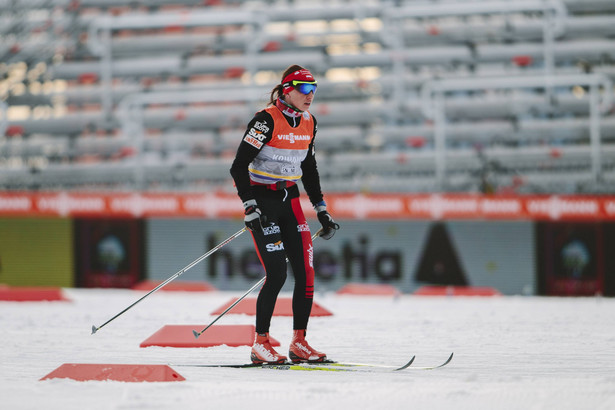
[230,65,339,364]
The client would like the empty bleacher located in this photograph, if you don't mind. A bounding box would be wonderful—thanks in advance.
[1,0,614,194]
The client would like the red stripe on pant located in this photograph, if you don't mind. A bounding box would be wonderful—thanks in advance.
[291,196,315,299]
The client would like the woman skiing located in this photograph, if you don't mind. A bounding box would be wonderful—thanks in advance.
[230,65,339,364]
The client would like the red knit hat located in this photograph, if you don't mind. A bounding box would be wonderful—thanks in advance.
[282,69,316,94]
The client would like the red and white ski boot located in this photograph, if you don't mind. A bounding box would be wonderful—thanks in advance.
[288,329,327,363]
[250,333,287,364]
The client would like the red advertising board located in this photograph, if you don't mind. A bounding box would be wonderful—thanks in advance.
[1,191,614,220]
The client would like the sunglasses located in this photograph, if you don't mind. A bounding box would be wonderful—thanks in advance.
[291,80,317,95]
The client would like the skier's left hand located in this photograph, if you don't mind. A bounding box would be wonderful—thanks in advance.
[317,209,339,240]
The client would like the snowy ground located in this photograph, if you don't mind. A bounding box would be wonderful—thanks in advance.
[2,288,615,410]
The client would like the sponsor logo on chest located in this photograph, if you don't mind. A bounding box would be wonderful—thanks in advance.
[277,133,311,144]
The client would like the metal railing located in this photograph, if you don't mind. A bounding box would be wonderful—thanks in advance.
[420,73,614,188]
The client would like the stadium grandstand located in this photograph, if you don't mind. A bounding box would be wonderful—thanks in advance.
[1,0,614,194]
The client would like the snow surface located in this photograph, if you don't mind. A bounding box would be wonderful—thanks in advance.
[2,288,615,410]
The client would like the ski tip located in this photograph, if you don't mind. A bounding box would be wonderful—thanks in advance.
[192,330,200,339]
[91,325,98,335]
[429,352,454,370]
[395,355,416,371]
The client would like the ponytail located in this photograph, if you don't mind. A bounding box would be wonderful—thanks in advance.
[268,84,284,106]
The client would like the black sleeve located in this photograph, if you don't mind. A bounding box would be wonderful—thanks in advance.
[229,111,274,203]
[301,115,325,207]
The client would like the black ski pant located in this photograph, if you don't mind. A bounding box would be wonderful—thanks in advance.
[250,184,315,334]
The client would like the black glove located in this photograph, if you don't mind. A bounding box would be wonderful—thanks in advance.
[243,199,266,233]
[315,203,339,240]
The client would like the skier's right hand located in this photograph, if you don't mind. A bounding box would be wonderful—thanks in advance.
[243,199,266,233]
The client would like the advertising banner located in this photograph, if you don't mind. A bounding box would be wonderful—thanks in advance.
[3,192,613,294]
[1,191,614,221]
[0,217,74,287]
[146,219,534,295]
[605,224,615,297]
[536,222,605,296]
[74,219,144,288]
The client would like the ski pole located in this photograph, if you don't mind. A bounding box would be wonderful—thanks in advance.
[192,227,323,339]
[91,227,247,335]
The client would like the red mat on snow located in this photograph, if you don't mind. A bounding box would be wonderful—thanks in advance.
[336,283,400,296]
[131,280,217,292]
[413,285,501,296]
[40,363,185,382]
[0,286,69,302]
[140,324,280,348]
[211,297,333,317]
